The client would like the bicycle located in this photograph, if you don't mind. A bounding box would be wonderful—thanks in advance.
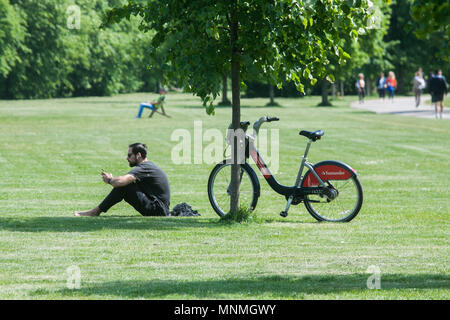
[207,116,363,222]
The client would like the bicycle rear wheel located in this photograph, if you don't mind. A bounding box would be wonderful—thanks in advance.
[303,170,363,222]
[208,162,259,217]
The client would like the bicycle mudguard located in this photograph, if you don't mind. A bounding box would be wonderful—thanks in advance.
[301,160,357,187]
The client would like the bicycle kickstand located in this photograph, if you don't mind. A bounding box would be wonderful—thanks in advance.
[280,196,294,217]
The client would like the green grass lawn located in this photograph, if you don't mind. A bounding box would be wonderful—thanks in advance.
[0,92,448,299]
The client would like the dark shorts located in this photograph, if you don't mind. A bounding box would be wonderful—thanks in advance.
[432,94,444,103]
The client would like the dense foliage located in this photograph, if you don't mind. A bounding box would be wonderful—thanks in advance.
[0,0,447,99]
[383,0,449,94]
[0,0,158,99]
[411,0,449,62]
[0,0,26,79]
[103,0,372,112]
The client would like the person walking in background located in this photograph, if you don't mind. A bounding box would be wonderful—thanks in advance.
[385,71,397,101]
[429,69,448,119]
[413,70,426,107]
[356,73,365,104]
[426,72,434,94]
[376,72,386,100]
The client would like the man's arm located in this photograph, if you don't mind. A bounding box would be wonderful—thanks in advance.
[102,172,136,187]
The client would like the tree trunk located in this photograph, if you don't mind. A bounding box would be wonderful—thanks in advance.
[220,75,231,105]
[397,69,403,94]
[269,83,275,104]
[340,80,344,97]
[230,3,240,214]
[322,78,328,104]
[319,78,331,106]
[332,82,336,99]
[366,78,371,96]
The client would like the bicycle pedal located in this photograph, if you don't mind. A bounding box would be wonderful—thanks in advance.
[280,211,288,218]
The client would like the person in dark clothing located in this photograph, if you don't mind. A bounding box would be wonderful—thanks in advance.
[75,143,170,217]
[376,72,386,100]
[429,69,448,119]
[426,72,434,94]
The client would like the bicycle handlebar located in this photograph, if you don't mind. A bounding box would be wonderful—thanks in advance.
[252,116,279,137]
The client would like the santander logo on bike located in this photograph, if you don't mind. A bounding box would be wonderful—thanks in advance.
[303,165,352,187]
[322,171,346,175]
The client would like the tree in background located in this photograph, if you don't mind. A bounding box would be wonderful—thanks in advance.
[411,0,449,62]
[346,0,393,97]
[319,0,392,104]
[103,0,372,214]
[384,0,449,94]
[218,75,231,106]
[0,0,159,99]
[0,0,26,79]
[0,0,70,98]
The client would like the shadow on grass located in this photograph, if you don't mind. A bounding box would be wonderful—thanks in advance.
[175,104,284,109]
[57,100,136,105]
[0,216,223,233]
[346,110,376,115]
[40,274,450,299]
[387,110,436,115]
[0,216,316,233]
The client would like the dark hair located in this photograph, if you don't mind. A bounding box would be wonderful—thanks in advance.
[129,143,147,158]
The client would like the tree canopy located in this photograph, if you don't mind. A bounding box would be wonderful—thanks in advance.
[0,0,158,99]
[410,0,449,62]
[1,0,446,100]
[103,0,373,114]
[0,0,26,78]
[383,0,449,94]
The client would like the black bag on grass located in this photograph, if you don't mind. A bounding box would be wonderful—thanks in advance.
[169,202,200,217]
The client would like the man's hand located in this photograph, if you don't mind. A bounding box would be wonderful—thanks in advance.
[101,171,113,184]
[100,171,136,188]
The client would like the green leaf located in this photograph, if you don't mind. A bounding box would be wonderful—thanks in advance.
[302,16,307,29]
[206,102,215,115]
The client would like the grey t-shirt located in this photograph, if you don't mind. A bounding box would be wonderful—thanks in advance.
[128,161,170,207]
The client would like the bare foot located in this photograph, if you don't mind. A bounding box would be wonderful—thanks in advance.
[74,207,101,217]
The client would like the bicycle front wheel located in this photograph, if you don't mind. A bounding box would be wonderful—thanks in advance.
[304,173,363,222]
[208,162,259,217]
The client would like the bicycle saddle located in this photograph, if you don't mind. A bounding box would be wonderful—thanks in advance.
[299,130,324,141]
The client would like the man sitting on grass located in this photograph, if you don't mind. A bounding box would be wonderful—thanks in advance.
[75,143,170,217]
[135,88,168,118]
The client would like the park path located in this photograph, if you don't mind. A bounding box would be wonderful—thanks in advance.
[351,96,449,120]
